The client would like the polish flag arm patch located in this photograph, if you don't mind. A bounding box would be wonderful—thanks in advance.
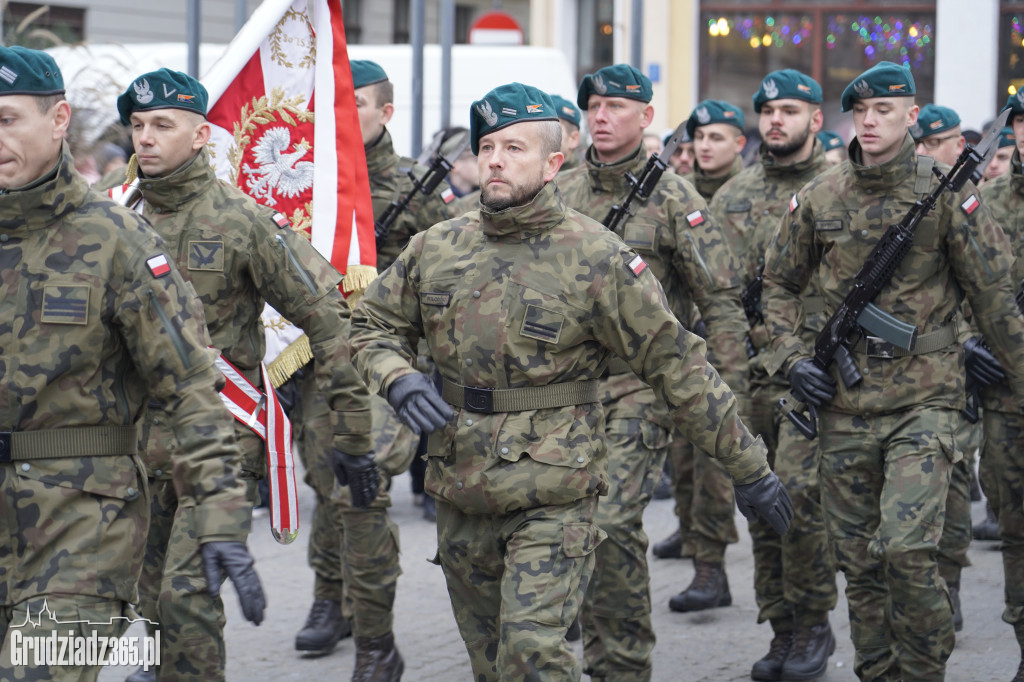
[686,210,705,227]
[272,212,291,229]
[789,194,799,213]
[628,254,648,276]
[147,254,171,278]
[441,187,455,204]
[961,194,980,215]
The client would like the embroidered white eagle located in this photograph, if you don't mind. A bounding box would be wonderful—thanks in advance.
[242,127,314,206]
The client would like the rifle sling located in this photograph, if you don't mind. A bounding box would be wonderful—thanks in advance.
[853,323,958,359]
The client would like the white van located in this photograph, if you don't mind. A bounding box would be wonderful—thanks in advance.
[347,44,578,157]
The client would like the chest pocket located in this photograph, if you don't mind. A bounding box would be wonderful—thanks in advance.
[506,279,586,353]
[187,240,225,271]
[621,217,658,254]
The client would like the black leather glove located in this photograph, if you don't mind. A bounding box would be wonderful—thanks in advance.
[330,451,380,508]
[735,471,793,535]
[964,336,1006,387]
[788,358,836,407]
[692,318,708,340]
[200,541,266,625]
[387,372,453,434]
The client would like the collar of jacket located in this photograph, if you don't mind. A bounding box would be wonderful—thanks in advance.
[365,127,398,177]
[848,132,916,191]
[760,137,827,178]
[1010,148,1024,195]
[138,147,213,212]
[0,142,87,233]
[690,155,743,199]
[479,180,566,239]
[582,142,646,194]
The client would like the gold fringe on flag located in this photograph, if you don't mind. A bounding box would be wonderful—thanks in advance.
[266,334,314,388]
[341,263,378,306]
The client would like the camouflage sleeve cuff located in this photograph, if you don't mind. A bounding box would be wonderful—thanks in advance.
[331,428,373,456]
[715,435,770,486]
[193,501,252,544]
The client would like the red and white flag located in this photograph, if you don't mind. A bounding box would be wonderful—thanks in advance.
[200,0,377,541]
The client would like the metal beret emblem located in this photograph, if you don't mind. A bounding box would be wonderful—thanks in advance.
[133,78,154,104]
[476,99,498,126]
[592,74,607,95]
[853,80,873,99]
[763,78,778,100]
[696,106,711,124]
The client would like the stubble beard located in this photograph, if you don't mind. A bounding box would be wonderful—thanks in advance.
[764,123,811,160]
[480,172,547,212]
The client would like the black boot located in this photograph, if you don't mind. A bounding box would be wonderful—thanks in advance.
[653,529,684,559]
[750,630,793,681]
[353,632,404,682]
[668,560,732,612]
[653,470,673,500]
[974,503,1001,541]
[780,622,835,681]
[295,598,352,655]
[125,667,156,682]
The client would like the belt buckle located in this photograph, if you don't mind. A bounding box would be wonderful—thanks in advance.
[463,386,494,414]
[865,336,894,359]
[0,432,11,462]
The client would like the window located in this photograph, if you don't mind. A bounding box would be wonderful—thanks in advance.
[5,3,85,47]
[700,2,936,131]
[343,0,362,44]
[455,5,474,44]
[577,0,615,84]
[393,0,410,44]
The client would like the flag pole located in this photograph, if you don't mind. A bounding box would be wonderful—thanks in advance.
[204,0,297,106]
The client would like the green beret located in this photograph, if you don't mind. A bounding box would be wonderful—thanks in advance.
[752,69,822,113]
[663,127,691,147]
[840,61,915,112]
[576,64,652,110]
[817,131,845,152]
[470,82,559,155]
[0,45,64,97]
[910,104,960,140]
[117,68,208,125]
[549,94,581,128]
[686,100,745,138]
[350,60,388,90]
[1002,90,1024,116]
[998,127,1016,149]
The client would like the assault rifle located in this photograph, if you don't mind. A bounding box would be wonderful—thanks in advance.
[779,108,1010,440]
[742,271,764,326]
[374,129,469,249]
[603,120,688,231]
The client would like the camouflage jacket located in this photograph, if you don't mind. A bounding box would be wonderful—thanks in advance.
[349,182,768,515]
[101,149,373,467]
[978,149,1024,413]
[0,146,249,602]
[711,140,831,386]
[558,143,750,418]
[763,133,1024,414]
[367,128,454,271]
[686,156,745,202]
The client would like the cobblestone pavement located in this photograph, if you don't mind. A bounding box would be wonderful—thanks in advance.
[104,467,1018,681]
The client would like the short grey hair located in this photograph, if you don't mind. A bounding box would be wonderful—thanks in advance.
[537,119,562,156]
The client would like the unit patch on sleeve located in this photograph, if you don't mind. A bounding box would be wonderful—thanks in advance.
[628,254,648,276]
[789,194,800,213]
[147,254,171,278]
[686,210,705,227]
[440,187,455,204]
[41,285,90,325]
[272,212,291,229]
[188,241,225,271]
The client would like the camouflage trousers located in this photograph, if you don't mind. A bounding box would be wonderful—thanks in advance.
[436,495,604,682]
[980,409,1024,651]
[583,417,670,681]
[937,418,980,588]
[665,432,738,563]
[819,407,958,682]
[747,384,837,630]
[292,364,416,637]
[0,596,132,682]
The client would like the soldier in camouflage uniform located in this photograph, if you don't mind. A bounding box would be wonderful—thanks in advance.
[763,61,1024,681]
[817,131,848,166]
[0,47,266,682]
[557,65,751,678]
[685,99,747,201]
[976,93,1024,682]
[911,103,981,634]
[711,69,838,681]
[550,94,583,173]
[289,59,454,679]
[349,82,792,682]
[99,69,377,682]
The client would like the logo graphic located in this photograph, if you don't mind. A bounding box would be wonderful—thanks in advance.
[8,600,160,670]
[0,65,18,85]
[178,94,196,104]
[852,80,873,99]
[501,107,517,116]
[133,79,154,104]
[929,119,944,130]
[889,84,906,92]
[762,78,779,100]
[162,83,177,98]
[695,106,711,125]
[592,74,607,95]
[526,104,543,114]
[476,100,499,126]
[797,83,812,93]
[242,127,315,206]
